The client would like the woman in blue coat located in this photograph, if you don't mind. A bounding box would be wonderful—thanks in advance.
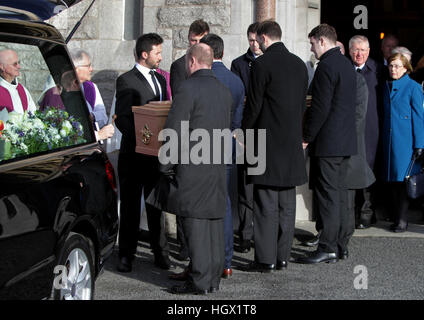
[382,53,424,232]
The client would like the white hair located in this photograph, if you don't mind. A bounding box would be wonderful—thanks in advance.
[349,35,370,49]
[69,48,90,66]
[392,46,412,60]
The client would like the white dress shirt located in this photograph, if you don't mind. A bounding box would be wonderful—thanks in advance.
[135,63,162,101]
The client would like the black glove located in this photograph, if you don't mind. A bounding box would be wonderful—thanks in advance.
[413,148,423,159]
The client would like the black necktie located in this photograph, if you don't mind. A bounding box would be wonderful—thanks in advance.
[357,68,362,73]
[149,70,161,101]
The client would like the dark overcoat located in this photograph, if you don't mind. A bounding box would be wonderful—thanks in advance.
[303,47,357,157]
[343,73,376,189]
[230,48,256,93]
[356,58,385,170]
[242,42,308,187]
[169,54,188,96]
[154,69,232,219]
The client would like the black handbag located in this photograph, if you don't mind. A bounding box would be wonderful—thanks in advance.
[404,154,424,199]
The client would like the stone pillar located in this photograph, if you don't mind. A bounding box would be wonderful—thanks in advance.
[256,0,276,22]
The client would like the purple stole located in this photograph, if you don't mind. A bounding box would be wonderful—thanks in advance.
[0,83,28,112]
[82,81,96,111]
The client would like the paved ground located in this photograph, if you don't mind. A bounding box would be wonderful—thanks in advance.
[94,220,424,300]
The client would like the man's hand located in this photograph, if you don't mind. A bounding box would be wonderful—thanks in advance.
[96,124,115,141]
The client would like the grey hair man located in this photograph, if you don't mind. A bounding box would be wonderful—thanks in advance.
[348,34,385,229]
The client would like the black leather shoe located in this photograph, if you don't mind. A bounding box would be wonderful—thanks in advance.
[238,239,251,253]
[304,231,321,247]
[390,224,408,233]
[356,223,370,230]
[209,287,219,293]
[117,256,132,273]
[155,254,174,270]
[170,282,207,295]
[339,250,349,260]
[276,260,288,270]
[240,262,275,273]
[297,251,338,264]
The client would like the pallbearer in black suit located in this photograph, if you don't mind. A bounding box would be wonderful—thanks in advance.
[241,20,309,273]
[300,24,357,264]
[115,33,171,273]
[161,43,232,294]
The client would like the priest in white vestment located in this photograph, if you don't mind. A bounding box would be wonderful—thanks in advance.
[0,49,36,114]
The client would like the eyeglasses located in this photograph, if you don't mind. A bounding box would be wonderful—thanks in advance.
[76,63,92,68]
[351,49,368,54]
[388,64,404,70]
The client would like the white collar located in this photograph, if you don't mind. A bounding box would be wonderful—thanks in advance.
[136,63,155,77]
[0,76,18,88]
[355,63,366,70]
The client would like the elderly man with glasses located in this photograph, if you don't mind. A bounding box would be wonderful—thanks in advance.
[0,49,36,114]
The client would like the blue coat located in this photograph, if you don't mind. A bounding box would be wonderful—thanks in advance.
[382,74,424,182]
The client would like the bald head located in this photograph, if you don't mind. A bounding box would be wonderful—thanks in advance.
[0,49,21,83]
[185,43,213,76]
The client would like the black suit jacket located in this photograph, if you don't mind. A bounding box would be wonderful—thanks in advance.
[115,67,167,154]
[303,47,357,157]
[155,69,232,219]
[170,54,188,96]
[242,42,308,187]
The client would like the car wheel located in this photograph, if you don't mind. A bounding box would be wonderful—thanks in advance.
[52,232,95,300]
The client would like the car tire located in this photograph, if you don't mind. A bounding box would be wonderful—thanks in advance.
[51,232,95,300]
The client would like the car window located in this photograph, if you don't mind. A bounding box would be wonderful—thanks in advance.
[0,38,95,164]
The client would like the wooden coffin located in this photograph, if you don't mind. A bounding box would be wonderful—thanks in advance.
[132,101,171,156]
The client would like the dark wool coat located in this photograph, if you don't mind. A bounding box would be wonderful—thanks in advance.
[355,58,385,170]
[152,69,232,219]
[230,48,256,93]
[343,73,376,189]
[242,42,308,187]
[303,47,357,157]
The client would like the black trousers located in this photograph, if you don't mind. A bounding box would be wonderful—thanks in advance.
[118,152,169,259]
[312,157,352,254]
[253,185,296,264]
[388,182,409,227]
[237,165,254,241]
[181,217,224,291]
[355,186,375,224]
